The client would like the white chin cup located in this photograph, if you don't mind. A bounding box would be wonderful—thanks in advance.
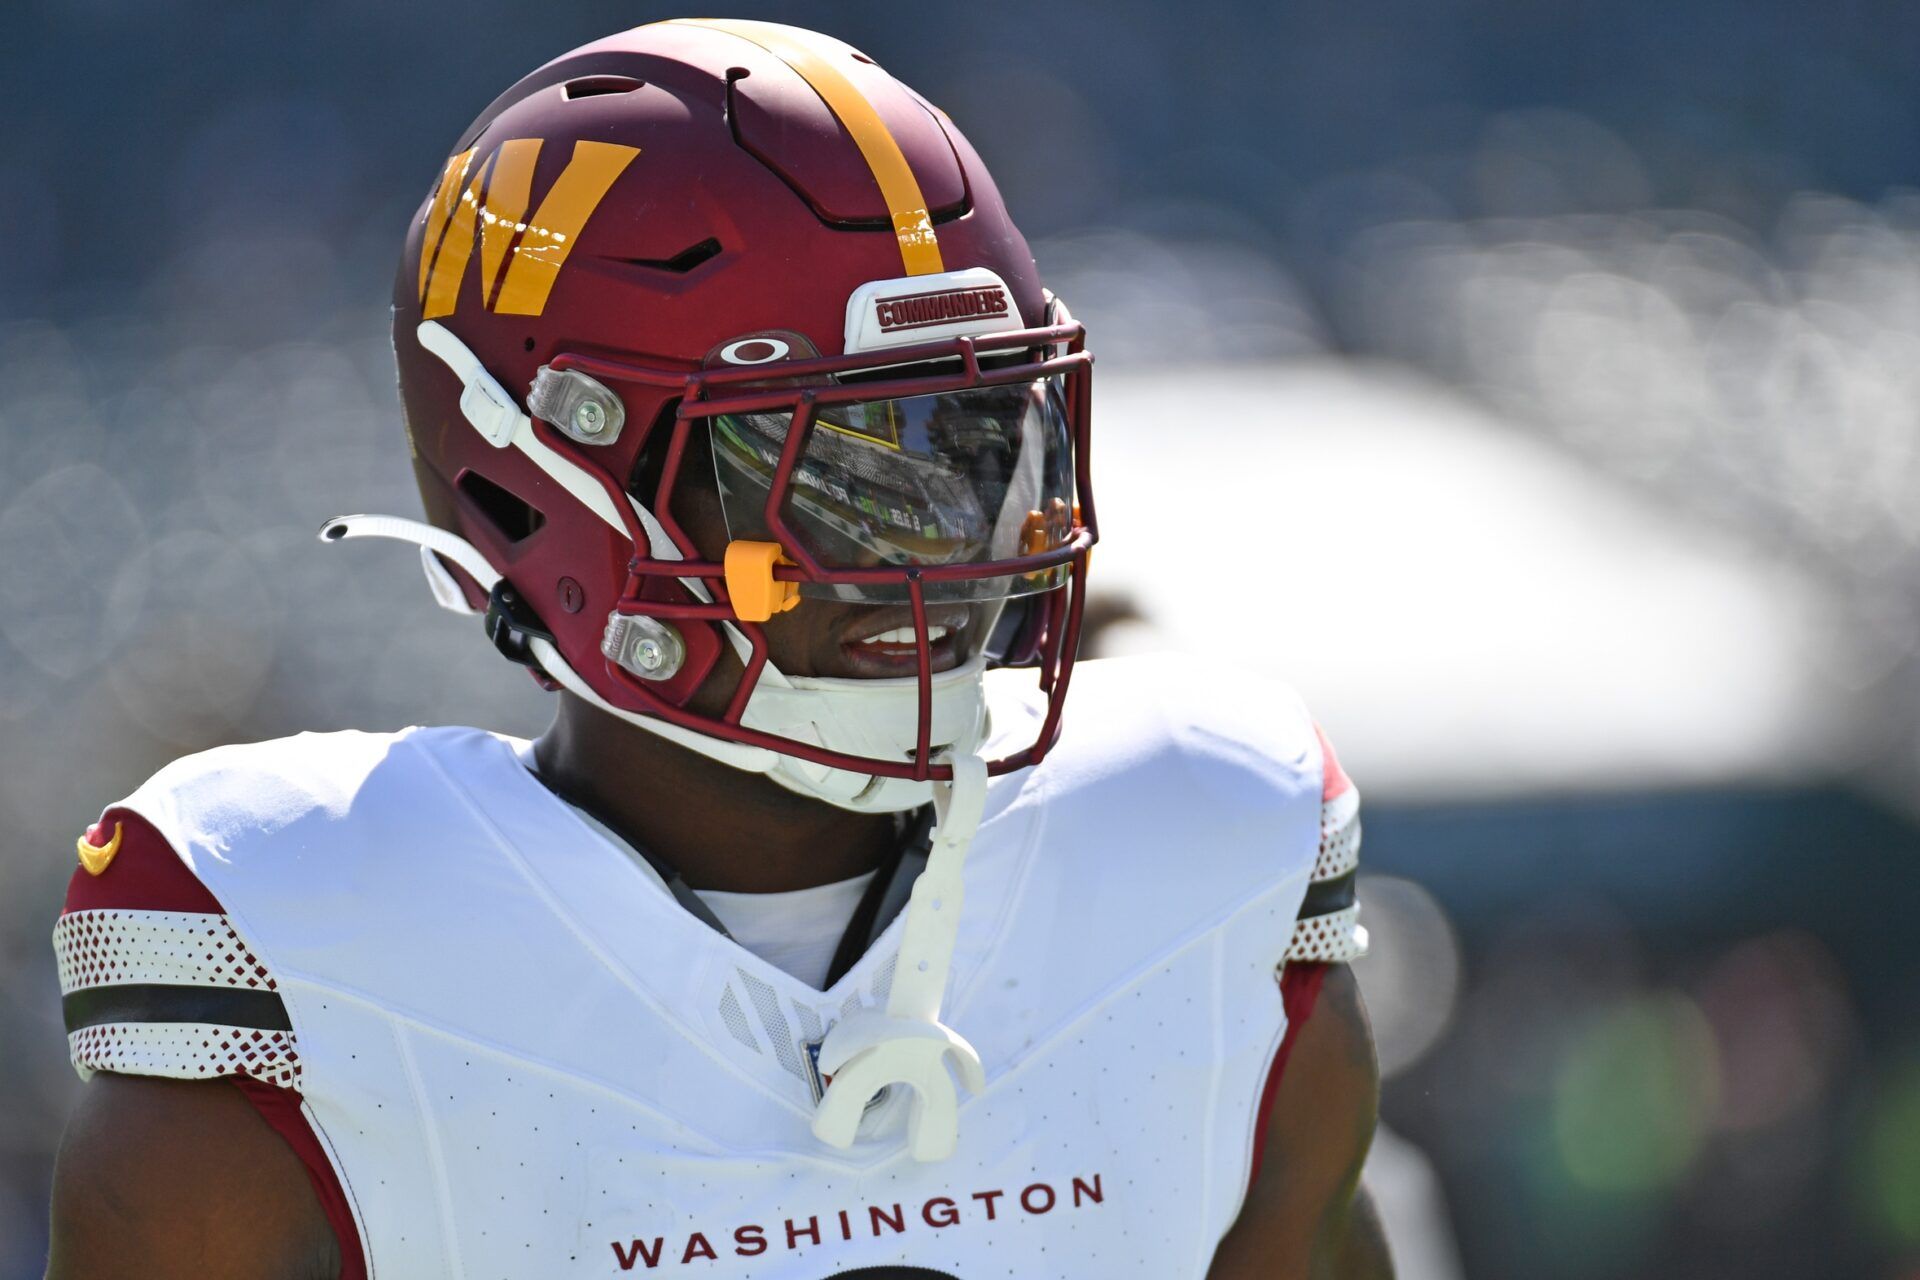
[739,655,992,813]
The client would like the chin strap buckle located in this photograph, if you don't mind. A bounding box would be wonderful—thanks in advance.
[484,581,557,678]
[812,754,991,1161]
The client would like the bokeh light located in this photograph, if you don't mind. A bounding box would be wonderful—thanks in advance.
[6,4,1920,1278]
[1352,874,1463,1080]
[1551,994,1719,1195]
[1856,1060,1920,1248]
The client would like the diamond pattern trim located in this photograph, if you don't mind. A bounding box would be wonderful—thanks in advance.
[69,1021,301,1089]
[54,910,279,996]
[1285,904,1368,963]
[1312,787,1361,882]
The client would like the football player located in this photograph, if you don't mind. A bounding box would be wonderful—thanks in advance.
[45,20,1390,1279]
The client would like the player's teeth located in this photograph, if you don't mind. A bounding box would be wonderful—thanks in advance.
[859,625,949,646]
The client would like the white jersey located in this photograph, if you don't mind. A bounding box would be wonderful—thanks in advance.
[53,657,1365,1278]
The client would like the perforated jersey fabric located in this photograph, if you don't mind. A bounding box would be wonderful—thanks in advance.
[718,984,759,1053]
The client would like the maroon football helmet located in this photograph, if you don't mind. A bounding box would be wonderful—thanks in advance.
[345,19,1094,812]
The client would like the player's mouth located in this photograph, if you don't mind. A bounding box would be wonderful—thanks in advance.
[836,605,974,678]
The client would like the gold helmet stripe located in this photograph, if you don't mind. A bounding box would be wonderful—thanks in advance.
[417,140,637,319]
[423,150,493,320]
[669,19,945,276]
[477,139,542,309]
[418,148,478,304]
[493,140,640,315]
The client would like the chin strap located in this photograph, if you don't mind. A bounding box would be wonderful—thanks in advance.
[319,514,788,774]
[811,752,990,1161]
[320,514,499,613]
[525,632,784,774]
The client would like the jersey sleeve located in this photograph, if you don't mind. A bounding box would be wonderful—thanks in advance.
[1282,724,1368,964]
[52,807,301,1089]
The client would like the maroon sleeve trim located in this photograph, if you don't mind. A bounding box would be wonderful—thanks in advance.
[1314,722,1353,803]
[1247,961,1330,1191]
[63,808,223,916]
[230,1077,369,1280]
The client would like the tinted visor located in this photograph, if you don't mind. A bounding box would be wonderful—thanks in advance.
[710,379,1074,603]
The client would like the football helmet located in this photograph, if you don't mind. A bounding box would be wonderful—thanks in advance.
[332,18,1094,814]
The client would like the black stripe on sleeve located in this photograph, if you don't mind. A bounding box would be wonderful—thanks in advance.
[63,984,292,1034]
[1298,868,1357,920]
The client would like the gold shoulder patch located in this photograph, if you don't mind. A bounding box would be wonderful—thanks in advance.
[76,821,123,876]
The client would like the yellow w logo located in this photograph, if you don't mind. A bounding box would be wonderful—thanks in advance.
[417,138,639,319]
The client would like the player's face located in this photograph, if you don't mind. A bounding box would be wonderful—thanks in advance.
[668,460,999,688]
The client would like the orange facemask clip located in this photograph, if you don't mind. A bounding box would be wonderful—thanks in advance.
[1018,498,1075,556]
[1018,499,1081,578]
[724,540,803,623]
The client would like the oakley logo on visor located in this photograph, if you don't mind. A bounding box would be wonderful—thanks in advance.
[719,337,794,365]
[704,331,821,368]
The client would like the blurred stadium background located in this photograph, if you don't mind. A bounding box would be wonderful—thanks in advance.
[4,1,1919,1275]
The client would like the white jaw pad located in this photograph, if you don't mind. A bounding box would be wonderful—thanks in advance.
[742,657,991,812]
[844,267,1023,355]
[533,633,984,816]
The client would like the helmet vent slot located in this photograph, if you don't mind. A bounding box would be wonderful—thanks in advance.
[562,74,645,100]
[615,238,722,275]
[456,470,546,544]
